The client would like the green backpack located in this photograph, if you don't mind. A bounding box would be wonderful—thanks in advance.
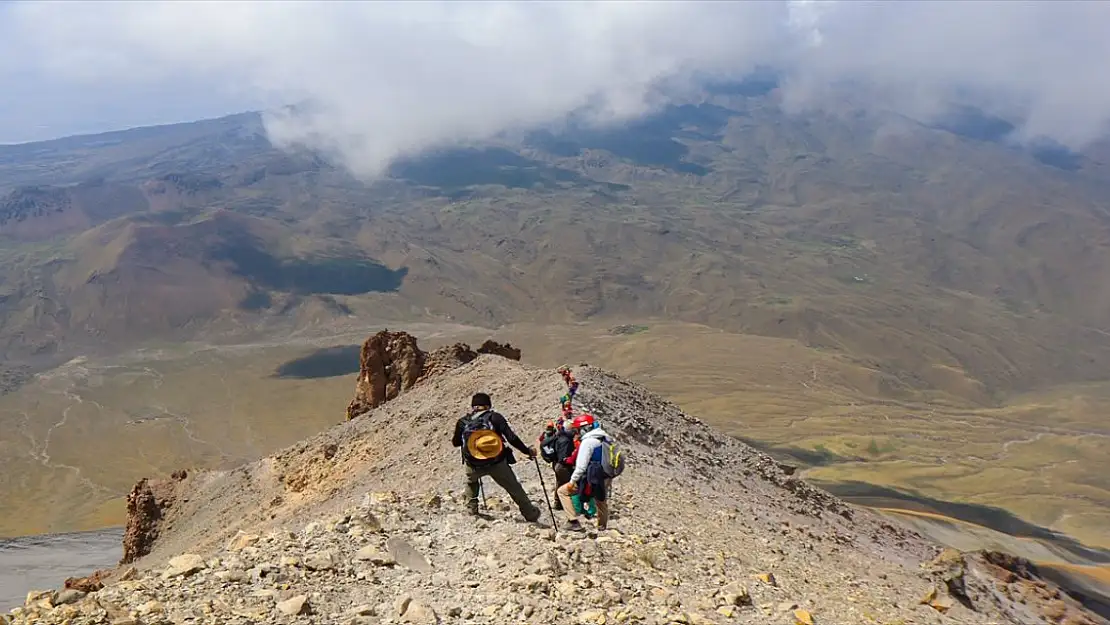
[600,436,626,478]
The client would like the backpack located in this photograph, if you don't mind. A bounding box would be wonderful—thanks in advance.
[539,432,559,464]
[600,436,625,478]
[461,410,503,464]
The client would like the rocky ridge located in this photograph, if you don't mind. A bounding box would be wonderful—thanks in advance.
[6,355,1106,625]
[344,330,522,420]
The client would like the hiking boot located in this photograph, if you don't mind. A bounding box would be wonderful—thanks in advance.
[566,519,586,532]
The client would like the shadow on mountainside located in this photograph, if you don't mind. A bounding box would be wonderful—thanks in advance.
[273,345,361,379]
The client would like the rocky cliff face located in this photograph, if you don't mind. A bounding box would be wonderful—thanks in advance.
[5,356,1105,625]
[344,330,521,421]
[119,472,189,565]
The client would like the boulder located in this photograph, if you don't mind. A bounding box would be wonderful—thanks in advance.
[64,569,108,593]
[161,554,205,579]
[277,595,310,616]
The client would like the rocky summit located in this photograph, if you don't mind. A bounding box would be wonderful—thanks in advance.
[6,354,1105,625]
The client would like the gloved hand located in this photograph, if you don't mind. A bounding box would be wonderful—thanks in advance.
[526,446,537,459]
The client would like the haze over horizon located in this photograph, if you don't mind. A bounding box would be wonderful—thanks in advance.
[2,1,1109,180]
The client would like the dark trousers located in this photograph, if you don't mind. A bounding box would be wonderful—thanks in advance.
[552,463,572,510]
[465,459,540,522]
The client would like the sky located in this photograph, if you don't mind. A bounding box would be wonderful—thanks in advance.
[1,1,1109,180]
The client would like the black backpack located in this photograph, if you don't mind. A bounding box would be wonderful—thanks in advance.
[460,410,504,465]
[539,432,559,464]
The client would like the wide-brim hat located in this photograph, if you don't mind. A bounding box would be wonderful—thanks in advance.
[467,431,504,460]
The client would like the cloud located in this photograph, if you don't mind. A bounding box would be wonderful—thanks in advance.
[2,1,1109,177]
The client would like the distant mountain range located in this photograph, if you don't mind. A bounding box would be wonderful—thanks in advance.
[1,81,1110,407]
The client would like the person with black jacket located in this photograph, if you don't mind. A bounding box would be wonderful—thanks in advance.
[451,392,541,522]
[538,418,576,510]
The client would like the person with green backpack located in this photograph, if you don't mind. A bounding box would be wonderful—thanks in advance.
[451,392,541,522]
[556,413,625,532]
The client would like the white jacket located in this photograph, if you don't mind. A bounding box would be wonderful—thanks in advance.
[570,427,610,484]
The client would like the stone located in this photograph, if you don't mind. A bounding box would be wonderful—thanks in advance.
[360,513,384,533]
[929,594,955,613]
[137,600,165,615]
[277,595,310,616]
[794,608,814,625]
[227,531,260,551]
[162,553,205,578]
[578,609,607,624]
[355,546,396,566]
[214,569,248,582]
[920,587,938,605]
[24,590,52,607]
[53,589,86,606]
[395,595,413,617]
[402,601,439,624]
[511,574,551,593]
[350,605,377,616]
[718,582,752,607]
[305,550,337,571]
[753,572,776,586]
[386,536,432,572]
[64,569,109,593]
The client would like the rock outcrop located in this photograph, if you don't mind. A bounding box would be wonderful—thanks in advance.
[8,356,1105,625]
[344,330,522,420]
[344,330,426,420]
[419,342,478,382]
[120,473,186,564]
[476,339,522,361]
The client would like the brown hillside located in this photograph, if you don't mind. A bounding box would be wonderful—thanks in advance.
[2,98,1110,404]
[8,356,1104,625]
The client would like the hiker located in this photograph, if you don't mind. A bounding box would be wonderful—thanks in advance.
[558,366,580,400]
[538,418,576,511]
[557,413,618,531]
[452,392,542,522]
[560,395,574,420]
[561,435,597,519]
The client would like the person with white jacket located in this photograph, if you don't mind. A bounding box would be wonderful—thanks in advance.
[557,413,613,531]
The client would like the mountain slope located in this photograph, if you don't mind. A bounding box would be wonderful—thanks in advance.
[2,93,1110,404]
[6,357,1105,625]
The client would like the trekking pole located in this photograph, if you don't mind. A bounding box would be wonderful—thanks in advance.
[479,477,488,513]
[532,456,558,531]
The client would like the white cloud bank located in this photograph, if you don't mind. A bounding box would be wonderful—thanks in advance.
[1,1,1108,178]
